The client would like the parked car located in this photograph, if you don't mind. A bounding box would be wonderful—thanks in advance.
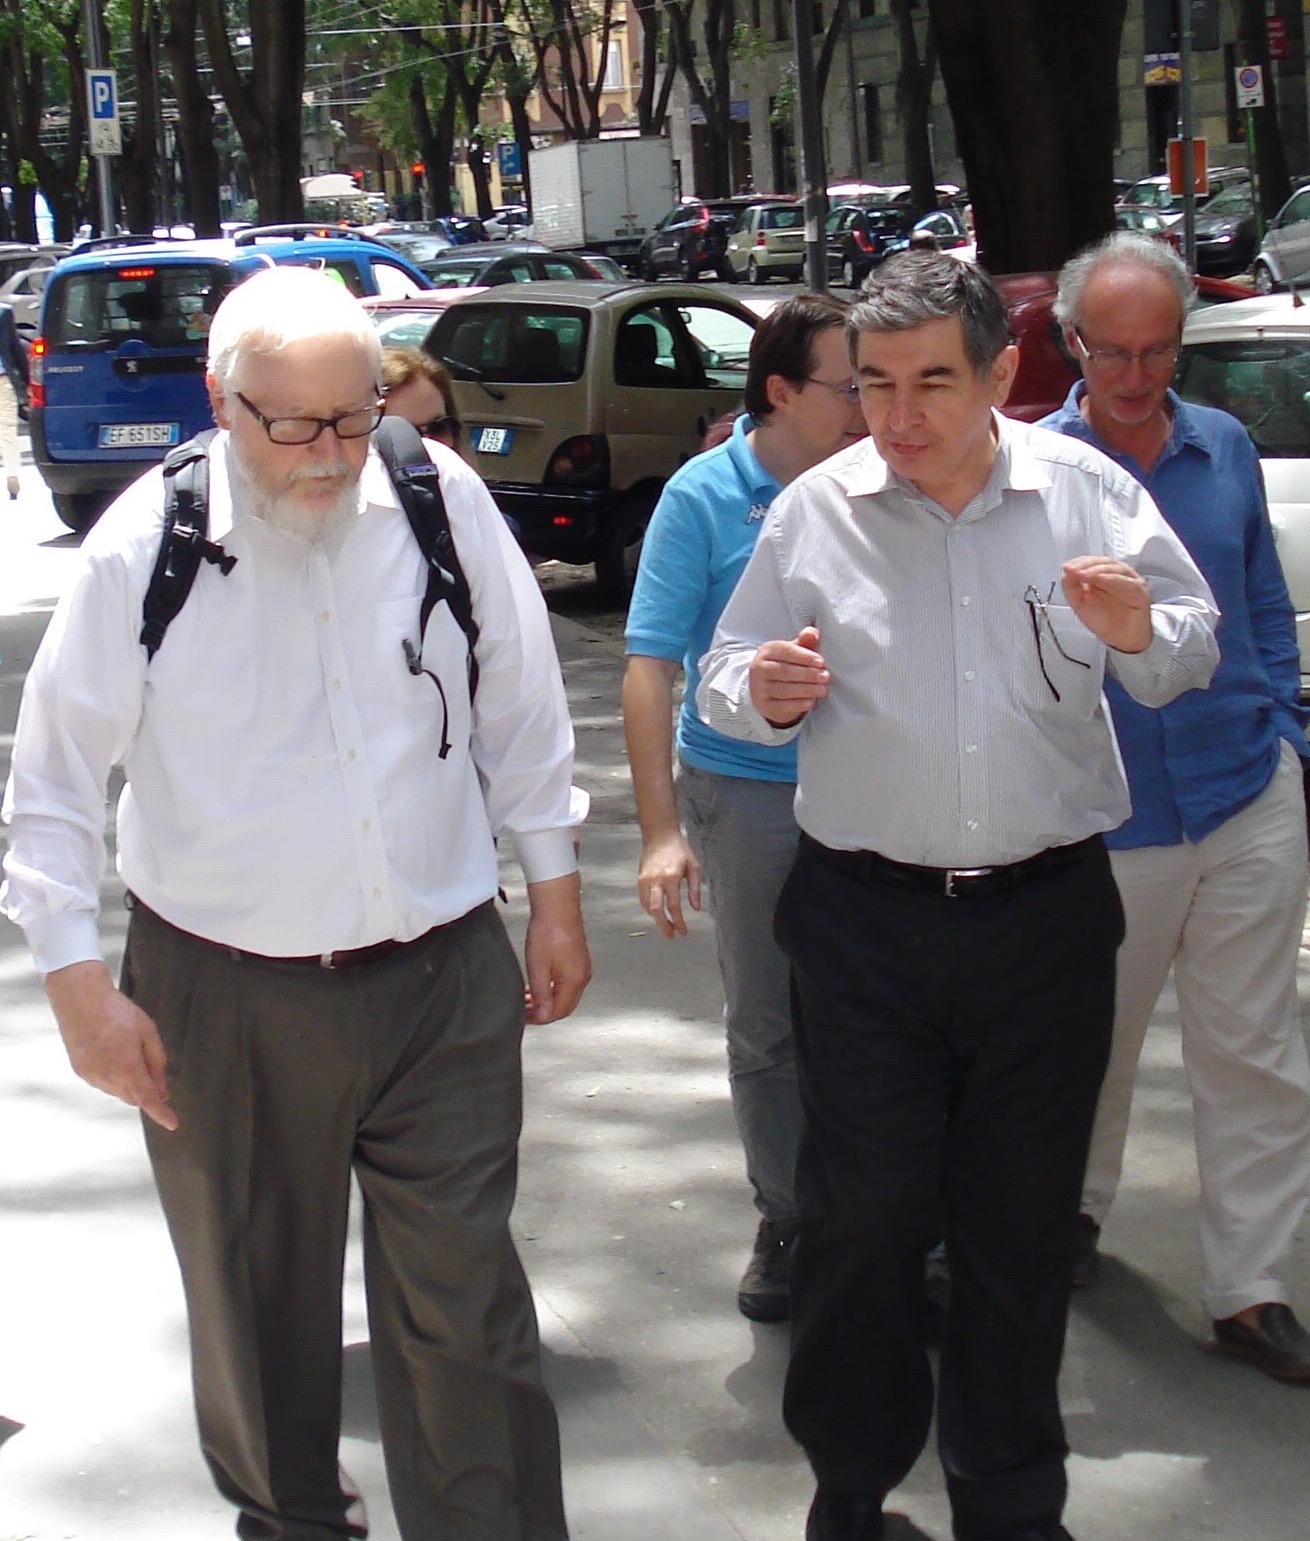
[1114,205,1180,249]
[0,261,54,329]
[1253,184,1310,293]
[1192,184,1259,276]
[998,270,1250,423]
[484,205,534,242]
[419,242,617,288]
[1117,167,1249,230]
[0,243,66,288]
[636,197,788,283]
[432,214,488,245]
[825,204,915,288]
[723,202,806,284]
[423,280,759,594]
[362,291,483,350]
[1176,292,1310,693]
[29,226,431,530]
[909,208,975,258]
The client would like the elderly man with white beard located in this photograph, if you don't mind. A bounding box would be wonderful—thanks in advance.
[1,265,590,1541]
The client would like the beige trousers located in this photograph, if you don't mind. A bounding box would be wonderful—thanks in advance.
[0,373,19,481]
[1081,742,1310,1318]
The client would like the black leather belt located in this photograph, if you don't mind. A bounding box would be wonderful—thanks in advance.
[800,833,1099,899]
[128,895,440,969]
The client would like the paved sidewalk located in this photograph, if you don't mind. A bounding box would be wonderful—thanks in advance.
[1,537,1309,1538]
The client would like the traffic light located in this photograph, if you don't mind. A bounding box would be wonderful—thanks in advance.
[411,161,425,187]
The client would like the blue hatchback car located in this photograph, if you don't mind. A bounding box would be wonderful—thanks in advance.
[30,225,430,530]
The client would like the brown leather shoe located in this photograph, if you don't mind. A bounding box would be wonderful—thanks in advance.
[1213,1303,1310,1382]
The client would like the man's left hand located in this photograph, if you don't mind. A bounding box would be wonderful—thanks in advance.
[1061,556,1152,654]
[523,871,591,1024]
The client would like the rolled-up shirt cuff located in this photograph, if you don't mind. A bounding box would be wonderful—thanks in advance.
[25,910,104,977]
[512,827,580,885]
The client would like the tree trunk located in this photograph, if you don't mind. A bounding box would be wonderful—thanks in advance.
[891,0,938,215]
[1237,0,1292,221]
[929,0,1126,274]
[119,0,160,233]
[667,0,734,195]
[165,0,222,234]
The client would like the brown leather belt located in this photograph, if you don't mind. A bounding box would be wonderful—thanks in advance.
[800,833,1100,899]
[128,895,440,969]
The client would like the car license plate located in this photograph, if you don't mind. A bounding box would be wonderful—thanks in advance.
[473,426,514,456]
[98,422,182,448]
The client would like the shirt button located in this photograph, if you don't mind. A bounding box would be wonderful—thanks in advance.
[960,596,971,607]
[372,887,382,900]
[964,670,976,682]
[966,819,979,831]
[345,749,357,763]
[966,743,978,754]
[362,818,372,832]
[332,679,342,691]
[320,609,331,623]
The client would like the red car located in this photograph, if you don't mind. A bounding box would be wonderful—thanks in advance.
[998,271,1250,422]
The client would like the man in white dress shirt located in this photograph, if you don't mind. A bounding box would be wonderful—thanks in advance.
[1,266,590,1541]
[698,252,1219,1541]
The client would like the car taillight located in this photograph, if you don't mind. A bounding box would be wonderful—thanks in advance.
[28,337,46,407]
[545,434,610,488]
[853,229,874,254]
[694,209,710,232]
[755,231,768,247]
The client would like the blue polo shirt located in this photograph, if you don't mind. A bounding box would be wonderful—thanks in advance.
[1041,383,1308,848]
[625,414,797,782]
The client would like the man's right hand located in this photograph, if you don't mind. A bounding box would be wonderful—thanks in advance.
[638,830,702,938]
[748,626,830,728]
[44,960,177,1131]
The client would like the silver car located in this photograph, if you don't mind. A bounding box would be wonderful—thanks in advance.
[1177,292,1310,692]
[1253,185,1310,293]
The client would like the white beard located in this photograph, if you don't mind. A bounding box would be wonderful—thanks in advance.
[227,440,362,547]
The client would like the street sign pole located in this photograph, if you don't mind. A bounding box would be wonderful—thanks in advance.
[1179,0,1197,270]
[81,0,116,236]
[1235,64,1266,243]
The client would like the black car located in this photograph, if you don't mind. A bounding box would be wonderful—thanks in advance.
[637,198,790,283]
[1192,184,1259,277]
[825,205,915,288]
[418,242,616,288]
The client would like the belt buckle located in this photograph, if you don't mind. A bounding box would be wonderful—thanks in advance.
[944,866,992,898]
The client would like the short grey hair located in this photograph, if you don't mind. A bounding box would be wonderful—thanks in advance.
[207,265,382,395]
[1053,232,1194,334]
[848,250,1011,377]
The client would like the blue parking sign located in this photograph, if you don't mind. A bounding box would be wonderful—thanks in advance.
[86,69,122,154]
[497,141,522,179]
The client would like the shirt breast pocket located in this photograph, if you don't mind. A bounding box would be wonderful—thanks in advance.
[1024,602,1106,721]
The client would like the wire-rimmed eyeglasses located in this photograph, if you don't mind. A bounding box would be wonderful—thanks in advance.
[1071,329,1180,378]
[236,391,385,446]
[1024,583,1091,703]
[803,376,861,403]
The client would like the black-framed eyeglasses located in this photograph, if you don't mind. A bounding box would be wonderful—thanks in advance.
[803,376,861,403]
[236,391,385,446]
[419,414,462,443]
[1024,582,1091,703]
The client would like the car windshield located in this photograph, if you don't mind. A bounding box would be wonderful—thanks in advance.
[761,206,804,230]
[422,261,488,289]
[377,234,453,265]
[43,262,230,350]
[433,304,589,382]
[1203,187,1252,217]
[372,310,443,348]
[1176,339,1310,457]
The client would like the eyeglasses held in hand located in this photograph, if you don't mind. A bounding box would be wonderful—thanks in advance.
[1024,583,1091,703]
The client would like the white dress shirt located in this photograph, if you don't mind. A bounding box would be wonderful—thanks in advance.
[697,415,1220,868]
[2,435,582,973]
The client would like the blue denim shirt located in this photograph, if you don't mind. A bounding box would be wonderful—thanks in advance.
[1041,383,1308,849]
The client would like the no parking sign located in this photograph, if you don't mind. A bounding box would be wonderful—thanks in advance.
[1235,65,1265,109]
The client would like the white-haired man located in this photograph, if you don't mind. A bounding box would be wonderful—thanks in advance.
[1043,232,1310,1382]
[2,266,590,1538]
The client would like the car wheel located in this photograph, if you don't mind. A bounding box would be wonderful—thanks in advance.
[841,257,857,289]
[678,251,696,283]
[719,259,737,283]
[640,254,658,282]
[748,257,764,285]
[596,493,656,602]
[1253,261,1277,295]
[53,491,106,533]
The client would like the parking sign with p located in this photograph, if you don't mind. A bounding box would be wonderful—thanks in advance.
[86,69,122,156]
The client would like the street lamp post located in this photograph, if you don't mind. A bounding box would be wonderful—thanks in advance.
[80,0,115,236]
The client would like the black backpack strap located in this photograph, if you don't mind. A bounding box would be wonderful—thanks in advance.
[140,429,237,661]
[372,416,481,703]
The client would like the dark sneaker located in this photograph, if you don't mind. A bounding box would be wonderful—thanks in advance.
[737,1216,800,1322]
[1071,1213,1100,1289]
[1213,1303,1310,1382]
[805,1489,884,1540]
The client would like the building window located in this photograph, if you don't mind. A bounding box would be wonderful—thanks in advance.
[771,97,797,192]
[812,0,823,31]
[751,0,761,27]
[773,0,790,42]
[602,40,624,90]
[858,0,876,15]
[861,83,882,164]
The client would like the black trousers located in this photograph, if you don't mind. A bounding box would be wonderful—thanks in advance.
[775,836,1122,1541]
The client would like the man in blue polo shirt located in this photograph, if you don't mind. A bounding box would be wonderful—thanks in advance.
[1044,233,1310,1381]
[623,294,865,1321]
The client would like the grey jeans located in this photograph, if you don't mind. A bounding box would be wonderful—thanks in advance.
[677,760,804,1221]
[126,899,567,1541]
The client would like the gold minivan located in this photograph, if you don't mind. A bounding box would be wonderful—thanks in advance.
[426,280,759,597]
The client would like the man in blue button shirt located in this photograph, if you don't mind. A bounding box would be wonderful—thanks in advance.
[1044,233,1310,1382]
[623,293,866,1322]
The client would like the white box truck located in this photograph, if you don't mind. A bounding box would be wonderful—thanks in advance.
[528,137,675,267]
